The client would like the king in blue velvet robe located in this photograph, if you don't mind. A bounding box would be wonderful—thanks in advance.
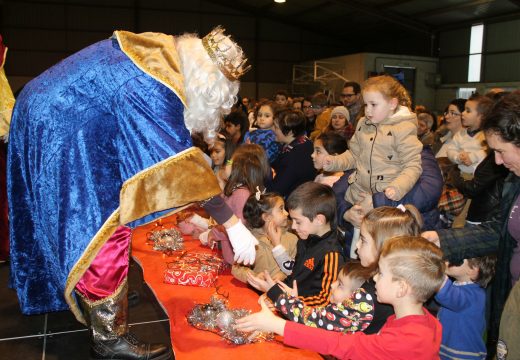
[7,31,221,323]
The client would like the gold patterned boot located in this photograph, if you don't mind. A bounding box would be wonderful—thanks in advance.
[76,280,172,360]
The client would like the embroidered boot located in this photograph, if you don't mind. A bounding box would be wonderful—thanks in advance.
[77,281,172,360]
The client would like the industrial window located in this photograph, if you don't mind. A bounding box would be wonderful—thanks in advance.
[468,24,484,82]
[457,88,477,99]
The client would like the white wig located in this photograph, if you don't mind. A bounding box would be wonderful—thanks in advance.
[175,33,240,142]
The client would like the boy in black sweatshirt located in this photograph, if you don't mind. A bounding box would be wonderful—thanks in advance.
[248,182,345,306]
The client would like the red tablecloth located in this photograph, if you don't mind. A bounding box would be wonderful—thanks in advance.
[131,214,321,360]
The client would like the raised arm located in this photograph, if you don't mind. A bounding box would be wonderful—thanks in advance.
[387,121,423,200]
[274,288,374,332]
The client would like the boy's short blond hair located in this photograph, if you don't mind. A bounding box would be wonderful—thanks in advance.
[380,236,445,303]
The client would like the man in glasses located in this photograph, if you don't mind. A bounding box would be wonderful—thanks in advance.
[340,81,363,128]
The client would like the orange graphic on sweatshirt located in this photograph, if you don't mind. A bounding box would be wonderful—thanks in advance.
[304,258,315,271]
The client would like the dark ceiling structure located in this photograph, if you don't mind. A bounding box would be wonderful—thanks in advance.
[212,0,520,55]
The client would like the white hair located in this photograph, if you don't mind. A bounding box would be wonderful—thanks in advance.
[175,33,240,142]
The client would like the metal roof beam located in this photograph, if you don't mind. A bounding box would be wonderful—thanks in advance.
[412,0,495,18]
[332,0,432,34]
[379,0,417,9]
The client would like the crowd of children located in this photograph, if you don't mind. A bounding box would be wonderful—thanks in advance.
[182,75,518,359]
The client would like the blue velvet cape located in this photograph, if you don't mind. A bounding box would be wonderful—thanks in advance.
[8,37,197,315]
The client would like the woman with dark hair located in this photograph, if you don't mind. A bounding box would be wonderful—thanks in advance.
[434,98,466,158]
[267,109,316,198]
[423,91,520,359]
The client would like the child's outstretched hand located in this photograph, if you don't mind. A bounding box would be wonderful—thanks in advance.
[384,186,399,201]
[276,279,298,297]
[247,270,275,293]
[358,192,373,214]
[266,220,282,247]
[235,295,286,335]
[343,204,364,228]
[421,231,440,247]
[458,151,472,166]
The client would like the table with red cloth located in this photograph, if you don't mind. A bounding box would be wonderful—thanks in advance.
[131,213,321,360]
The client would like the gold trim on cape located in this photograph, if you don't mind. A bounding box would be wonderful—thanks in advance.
[114,30,187,108]
[0,48,15,140]
[119,147,221,224]
[65,147,222,324]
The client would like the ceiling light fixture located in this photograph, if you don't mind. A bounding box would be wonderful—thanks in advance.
[274,0,286,3]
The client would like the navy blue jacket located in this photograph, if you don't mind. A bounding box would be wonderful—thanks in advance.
[268,137,316,198]
[334,146,444,231]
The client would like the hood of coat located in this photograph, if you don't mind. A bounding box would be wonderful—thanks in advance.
[363,105,417,127]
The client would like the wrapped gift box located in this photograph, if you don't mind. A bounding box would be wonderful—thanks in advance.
[164,252,225,287]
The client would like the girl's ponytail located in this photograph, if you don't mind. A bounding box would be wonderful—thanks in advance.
[403,204,423,230]
[243,191,281,229]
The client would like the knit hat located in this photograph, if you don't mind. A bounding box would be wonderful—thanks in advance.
[330,106,350,123]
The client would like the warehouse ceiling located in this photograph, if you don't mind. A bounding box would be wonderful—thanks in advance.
[212,0,520,50]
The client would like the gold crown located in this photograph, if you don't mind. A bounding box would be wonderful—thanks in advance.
[202,26,251,81]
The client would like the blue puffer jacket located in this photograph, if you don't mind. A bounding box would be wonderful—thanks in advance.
[333,146,444,254]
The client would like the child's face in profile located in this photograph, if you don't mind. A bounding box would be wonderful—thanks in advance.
[288,208,320,240]
[225,122,240,138]
[256,105,274,130]
[356,223,379,267]
[363,90,397,124]
[311,139,329,170]
[462,100,481,131]
[330,273,357,304]
[210,141,226,167]
[265,197,288,228]
[373,256,399,304]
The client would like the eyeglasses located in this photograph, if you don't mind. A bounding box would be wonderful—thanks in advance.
[303,105,311,109]
[340,93,356,98]
[446,110,461,117]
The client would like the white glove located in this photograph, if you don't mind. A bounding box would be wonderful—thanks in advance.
[198,229,211,246]
[189,214,210,230]
[225,219,258,265]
